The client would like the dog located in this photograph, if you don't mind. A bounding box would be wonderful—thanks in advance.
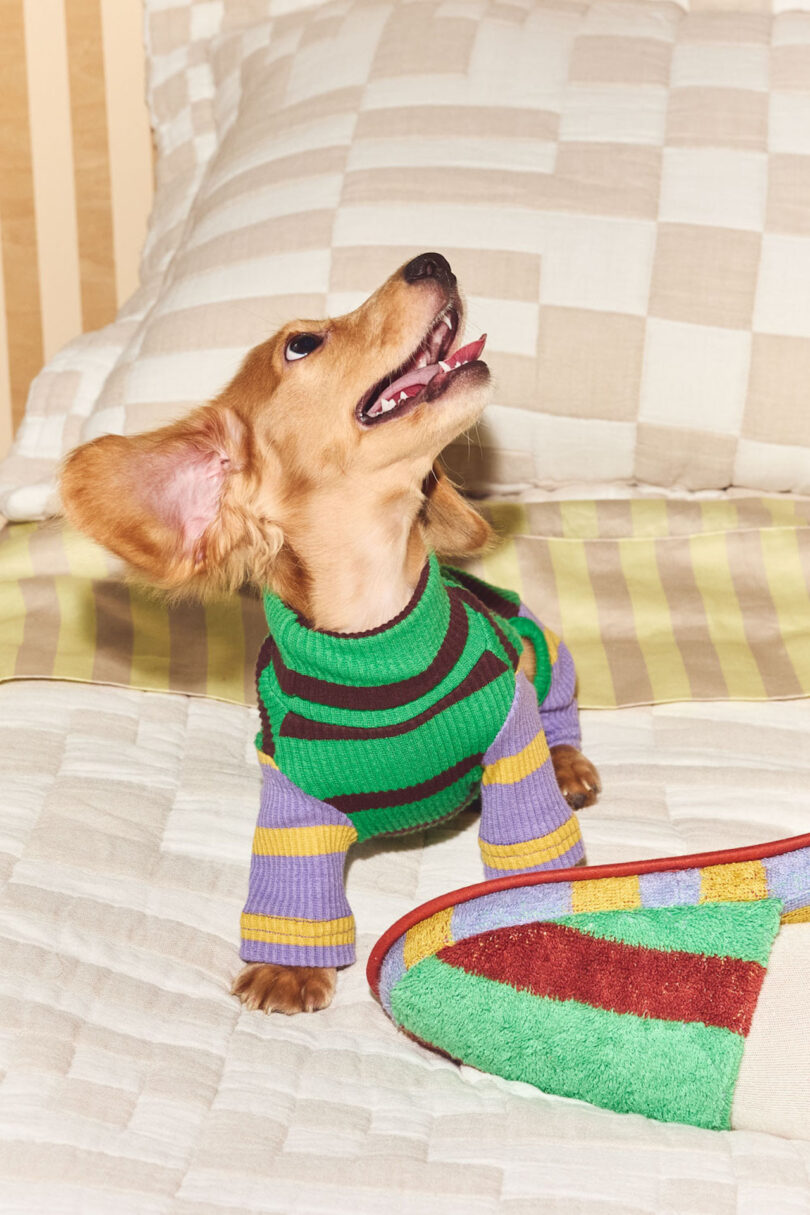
[61,252,600,1015]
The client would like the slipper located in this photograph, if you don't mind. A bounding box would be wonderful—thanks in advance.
[367,832,810,1131]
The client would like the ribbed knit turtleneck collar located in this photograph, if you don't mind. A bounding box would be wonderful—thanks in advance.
[262,553,451,688]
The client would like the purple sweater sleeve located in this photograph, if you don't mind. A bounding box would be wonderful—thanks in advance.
[478,673,585,879]
[240,758,357,968]
[518,604,581,750]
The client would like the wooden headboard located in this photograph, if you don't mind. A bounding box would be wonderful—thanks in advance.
[0,0,153,458]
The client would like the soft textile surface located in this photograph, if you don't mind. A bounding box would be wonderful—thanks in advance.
[4,496,810,710]
[734,927,810,1140]
[2,678,809,1211]
[372,838,809,1129]
[11,0,810,518]
[385,902,783,1129]
[48,0,810,500]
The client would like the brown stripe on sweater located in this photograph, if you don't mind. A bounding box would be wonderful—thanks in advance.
[329,753,482,814]
[446,567,520,620]
[255,632,276,756]
[261,592,469,710]
[279,650,508,741]
[453,586,520,669]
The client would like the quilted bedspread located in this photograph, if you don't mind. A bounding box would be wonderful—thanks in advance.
[1,678,809,1213]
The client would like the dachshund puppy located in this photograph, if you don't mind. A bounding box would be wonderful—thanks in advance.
[62,253,600,1015]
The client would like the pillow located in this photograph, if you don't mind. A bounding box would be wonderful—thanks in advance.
[7,0,810,518]
[83,0,810,497]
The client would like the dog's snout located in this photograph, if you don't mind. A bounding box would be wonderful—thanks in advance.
[402,252,456,289]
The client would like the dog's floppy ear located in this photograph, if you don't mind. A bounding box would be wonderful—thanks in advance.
[60,403,282,594]
[420,460,493,558]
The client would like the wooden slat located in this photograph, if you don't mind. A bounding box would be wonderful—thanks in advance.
[65,0,117,332]
[0,0,44,432]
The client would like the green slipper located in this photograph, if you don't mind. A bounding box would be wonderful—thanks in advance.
[368,832,810,1131]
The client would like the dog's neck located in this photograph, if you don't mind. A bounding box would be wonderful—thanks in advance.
[283,484,428,633]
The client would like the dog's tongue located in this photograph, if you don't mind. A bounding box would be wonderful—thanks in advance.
[367,334,487,417]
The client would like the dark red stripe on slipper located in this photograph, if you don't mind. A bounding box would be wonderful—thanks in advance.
[438,920,766,1034]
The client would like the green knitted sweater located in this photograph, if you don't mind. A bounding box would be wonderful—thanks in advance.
[255,555,550,842]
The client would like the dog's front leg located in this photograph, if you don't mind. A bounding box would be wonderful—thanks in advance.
[478,672,586,878]
[233,759,357,1014]
[517,612,601,811]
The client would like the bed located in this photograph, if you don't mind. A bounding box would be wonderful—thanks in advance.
[1,1,810,1210]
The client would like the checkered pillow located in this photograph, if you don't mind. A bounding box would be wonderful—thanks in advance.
[5,0,810,519]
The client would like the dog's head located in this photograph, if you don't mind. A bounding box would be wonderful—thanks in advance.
[61,253,493,600]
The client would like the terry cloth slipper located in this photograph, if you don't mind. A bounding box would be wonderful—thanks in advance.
[367,832,810,1133]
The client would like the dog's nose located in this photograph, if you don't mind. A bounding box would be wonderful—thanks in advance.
[402,252,456,288]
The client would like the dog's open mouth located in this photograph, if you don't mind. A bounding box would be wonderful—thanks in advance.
[357,307,487,427]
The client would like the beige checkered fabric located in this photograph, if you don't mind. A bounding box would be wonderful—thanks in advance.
[5,0,810,519]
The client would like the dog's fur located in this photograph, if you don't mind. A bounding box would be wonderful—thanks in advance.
[61,254,600,1014]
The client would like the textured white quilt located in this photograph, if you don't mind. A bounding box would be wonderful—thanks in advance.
[1,679,809,1213]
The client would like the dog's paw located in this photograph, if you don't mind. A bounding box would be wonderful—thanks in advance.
[232,963,337,1014]
[551,744,601,811]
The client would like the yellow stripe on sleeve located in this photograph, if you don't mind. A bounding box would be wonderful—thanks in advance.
[240,913,355,948]
[479,818,582,870]
[252,823,358,857]
[543,625,560,666]
[482,729,550,786]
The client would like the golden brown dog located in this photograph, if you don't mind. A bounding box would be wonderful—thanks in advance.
[62,252,600,1014]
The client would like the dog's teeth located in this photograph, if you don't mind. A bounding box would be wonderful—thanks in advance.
[380,397,396,412]
[442,314,453,330]
[399,391,408,401]
[439,360,451,372]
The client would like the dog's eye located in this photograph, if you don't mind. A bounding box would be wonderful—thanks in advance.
[285,333,323,361]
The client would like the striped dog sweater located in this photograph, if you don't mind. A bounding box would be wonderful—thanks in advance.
[241,555,585,968]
